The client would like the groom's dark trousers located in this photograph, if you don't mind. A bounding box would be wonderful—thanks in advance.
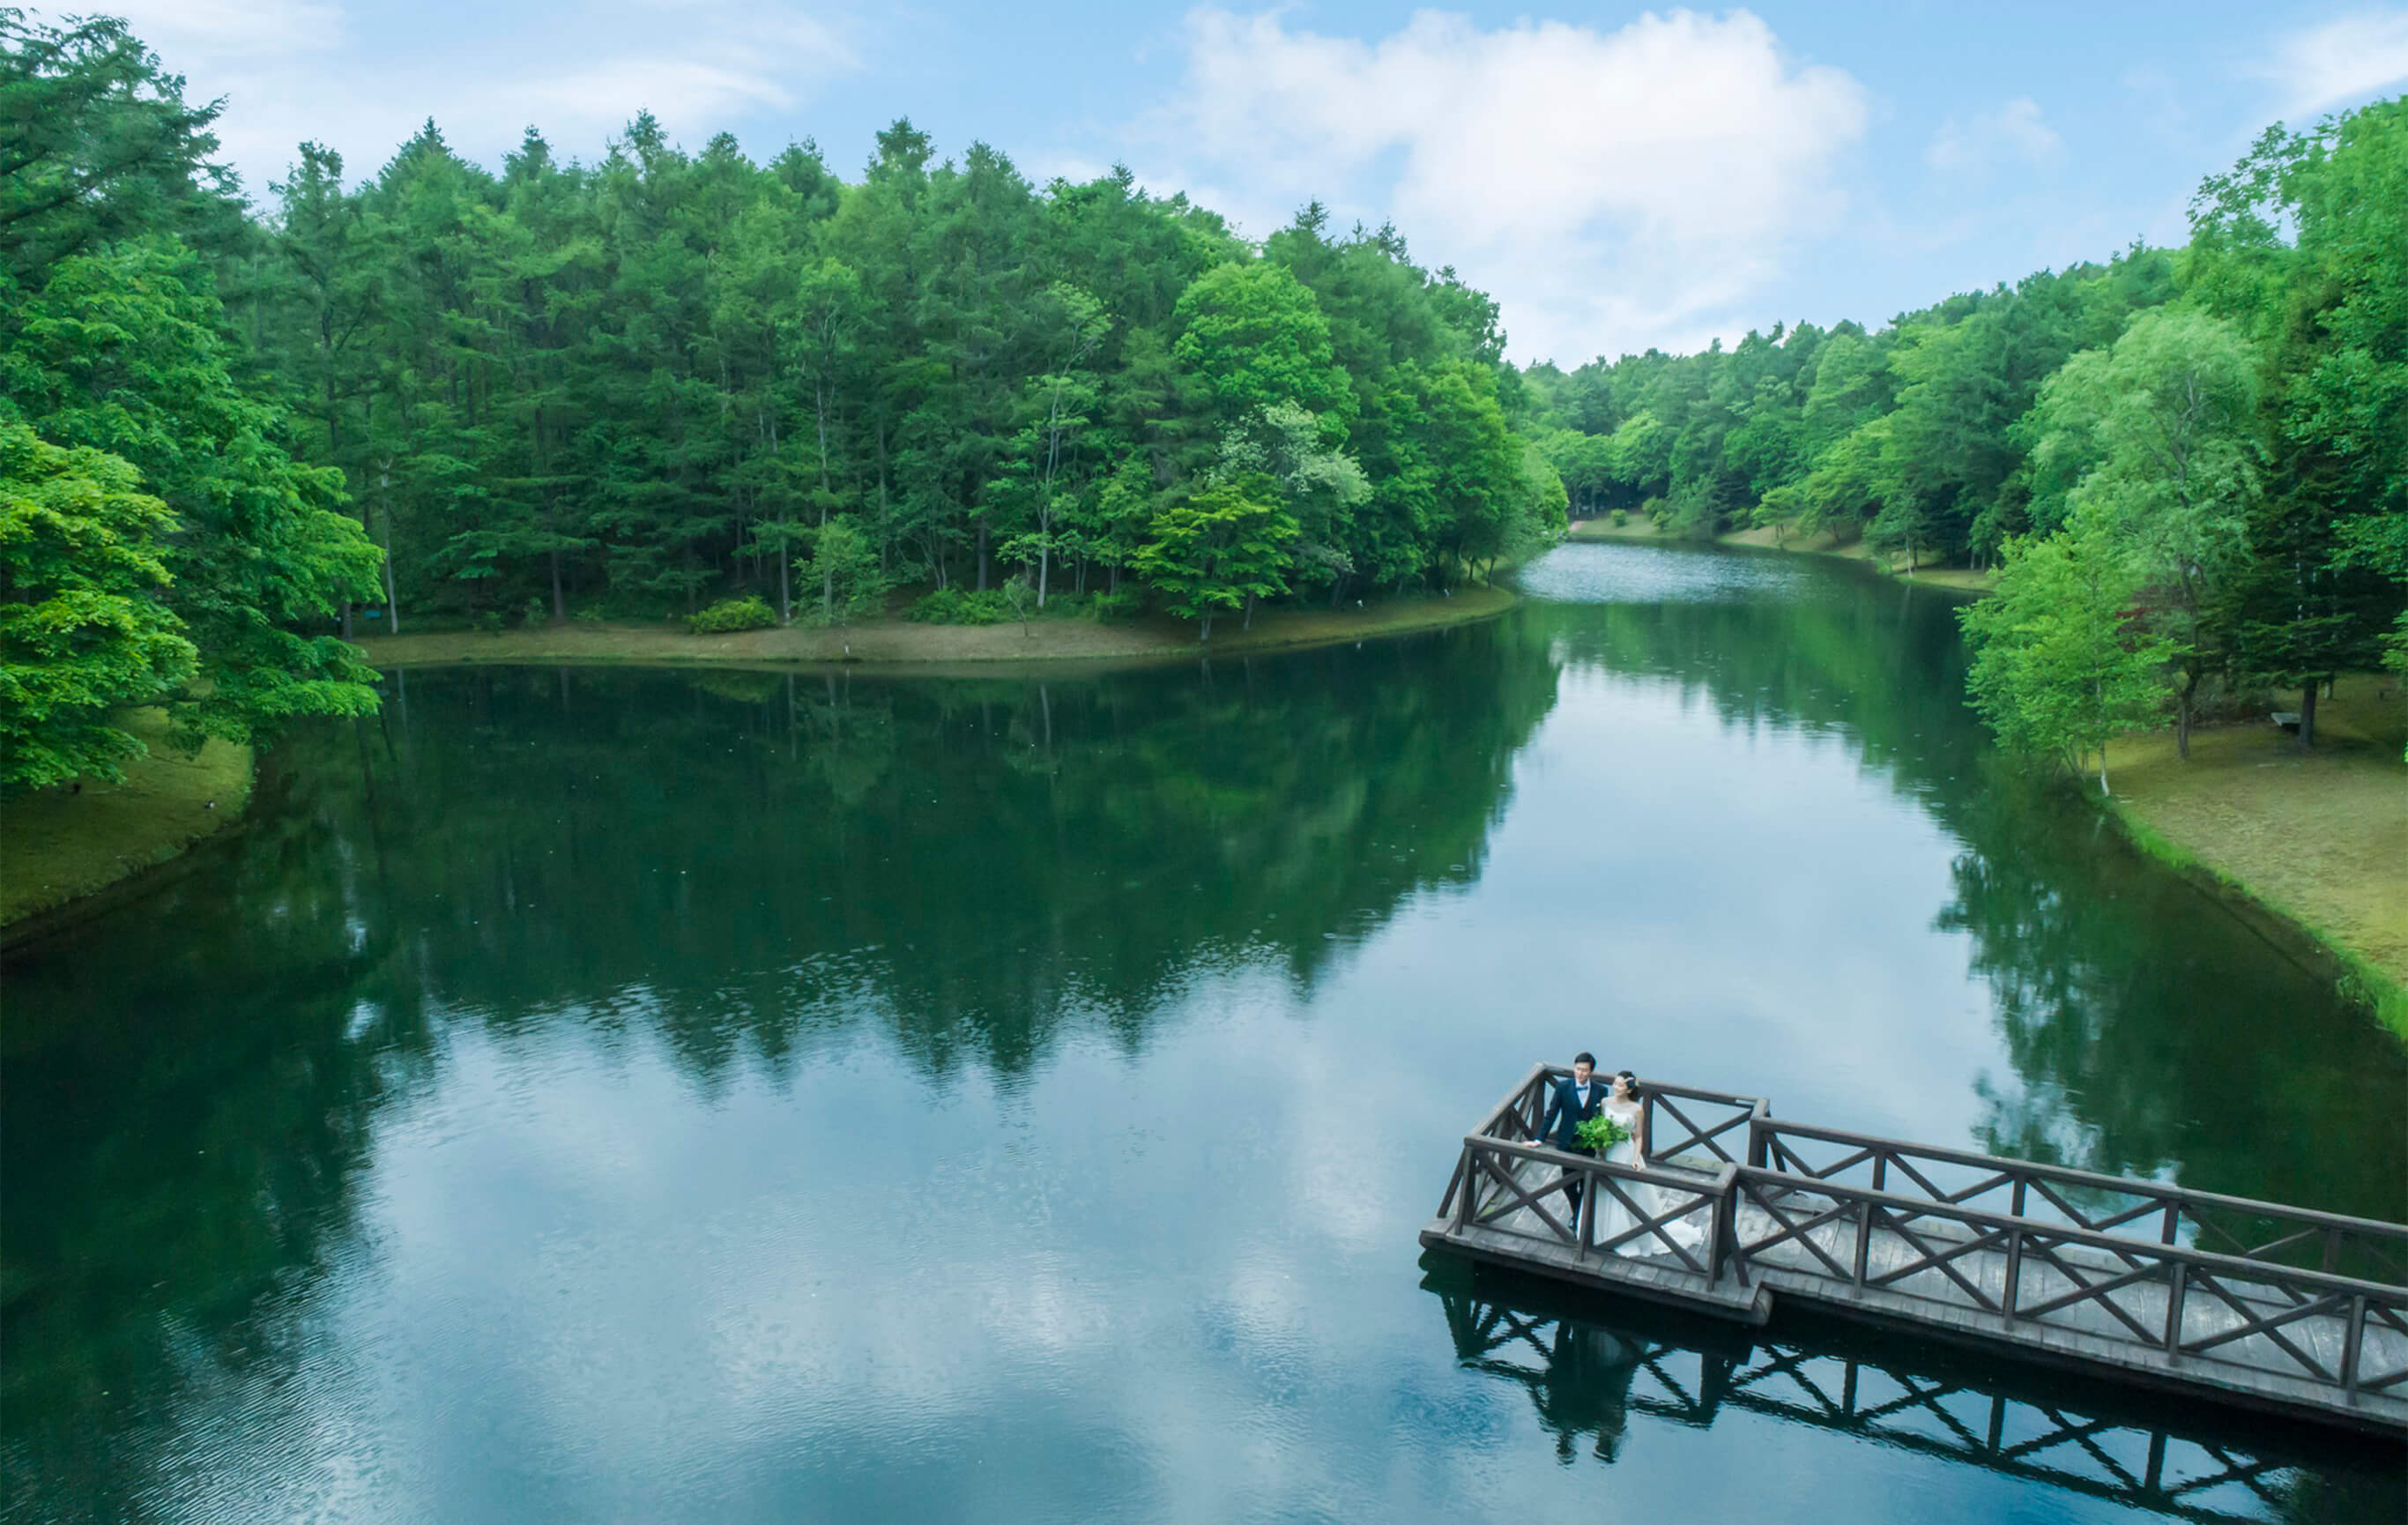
[1537,1072,1607,1231]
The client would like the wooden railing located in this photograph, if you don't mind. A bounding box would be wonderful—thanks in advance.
[1440,1064,1769,1164]
[1434,1066,2408,1416]
[1438,1065,1734,1279]
[1446,1132,1735,1277]
[1728,1166,2408,1402]
[1748,1116,2408,1287]
[1640,1080,1767,1169]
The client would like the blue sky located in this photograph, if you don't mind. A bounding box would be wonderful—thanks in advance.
[72,2,2408,363]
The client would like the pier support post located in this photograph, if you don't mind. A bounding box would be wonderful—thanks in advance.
[2341,1295,2366,1395]
[2002,1227,2022,1323]
[2162,1262,2187,1354]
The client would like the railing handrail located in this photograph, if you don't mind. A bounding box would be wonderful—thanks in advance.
[1633,1075,1771,1111]
[1496,1068,1768,1167]
[1493,1068,2406,1245]
[1468,1131,1739,1191]
[1466,1118,1735,1180]
[1512,1065,1771,1114]
[1734,1164,2408,1303]
[1754,1115,2408,1242]
[1474,1061,1553,1140]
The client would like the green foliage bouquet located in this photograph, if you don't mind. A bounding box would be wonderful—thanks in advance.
[1575,1114,1631,1153]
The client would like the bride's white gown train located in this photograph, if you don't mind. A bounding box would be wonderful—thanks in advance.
[1593,1098,1707,1256]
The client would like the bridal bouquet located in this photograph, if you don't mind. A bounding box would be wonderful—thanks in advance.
[1574,1114,1630,1152]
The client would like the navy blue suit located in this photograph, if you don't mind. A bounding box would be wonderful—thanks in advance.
[1541,1074,1608,1150]
[1540,1073,1609,1224]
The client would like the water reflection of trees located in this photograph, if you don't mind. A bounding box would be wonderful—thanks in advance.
[1429,1264,2404,1522]
[1935,782,2408,1223]
[1526,569,2405,1224]
[323,621,1561,1074]
[0,769,427,1521]
[0,622,1560,1512]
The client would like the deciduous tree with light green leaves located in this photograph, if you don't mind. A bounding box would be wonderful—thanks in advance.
[1959,516,2171,795]
[0,424,197,792]
[2018,305,2262,756]
[1133,484,1299,642]
[0,240,384,748]
[1171,263,1352,431]
[1211,401,1369,596]
[803,517,889,625]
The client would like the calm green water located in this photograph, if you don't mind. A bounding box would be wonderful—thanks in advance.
[5,542,2403,1523]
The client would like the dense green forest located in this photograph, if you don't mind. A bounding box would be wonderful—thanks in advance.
[0,16,1561,792]
[1,14,2401,796]
[1524,98,2404,767]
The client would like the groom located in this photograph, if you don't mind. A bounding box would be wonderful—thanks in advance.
[1538,1053,1607,1228]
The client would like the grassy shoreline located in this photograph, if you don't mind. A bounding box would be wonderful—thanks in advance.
[1567,516,1996,591]
[2099,676,2407,1038]
[0,590,1512,938]
[2110,803,2407,1038]
[1,708,253,937]
[1573,519,2404,1036]
[357,584,1518,672]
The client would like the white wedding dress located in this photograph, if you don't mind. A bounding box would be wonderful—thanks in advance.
[1594,1097,1706,1257]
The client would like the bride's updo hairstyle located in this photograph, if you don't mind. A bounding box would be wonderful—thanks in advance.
[1614,1069,1639,1098]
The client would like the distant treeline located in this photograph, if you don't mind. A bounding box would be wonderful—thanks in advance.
[1522,249,2174,561]
[1521,99,2404,767]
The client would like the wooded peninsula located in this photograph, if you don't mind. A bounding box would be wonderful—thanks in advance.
[1,18,2401,1006]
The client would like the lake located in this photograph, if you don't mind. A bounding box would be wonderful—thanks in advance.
[5,541,2402,1522]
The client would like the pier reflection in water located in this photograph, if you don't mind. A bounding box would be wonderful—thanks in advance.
[1431,1264,2404,1524]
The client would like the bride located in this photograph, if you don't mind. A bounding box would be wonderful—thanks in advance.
[1592,1072,1706,1257]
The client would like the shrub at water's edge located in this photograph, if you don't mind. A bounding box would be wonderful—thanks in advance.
[687,596,777,635]
[907,588,1023,625]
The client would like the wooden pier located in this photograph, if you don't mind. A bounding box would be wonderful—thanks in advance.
[1420,1065,2408,1433]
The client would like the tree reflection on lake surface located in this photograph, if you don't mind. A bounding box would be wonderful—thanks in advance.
[4,542,2399,1523]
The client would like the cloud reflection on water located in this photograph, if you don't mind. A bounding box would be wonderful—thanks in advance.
[3,544,2400,1522]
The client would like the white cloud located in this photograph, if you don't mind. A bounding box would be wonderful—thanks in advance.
[1139,7,1869,364]
[99,0,348,70]
[2261,9,2408,118]
[36,0,858,194]
[2120,66,2190,151]
[1926,97,2061,171]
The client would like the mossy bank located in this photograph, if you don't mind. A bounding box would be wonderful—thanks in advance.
[2099,674,2408,1038]
[1,708,253,938]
